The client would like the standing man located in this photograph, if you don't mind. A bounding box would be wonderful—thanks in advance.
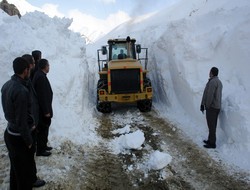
[31,50,42,80]
[200,67,223,149]
[22,54,46,187]
[22,54,40,127]
[32,59,53,156]
[1,57,45,189]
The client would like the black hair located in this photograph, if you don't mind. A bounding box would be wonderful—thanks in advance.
[22,54,34,65]
[38,59,49,69]
[210,67,219,76]
[32,50,42,61]
[13,57,29,74]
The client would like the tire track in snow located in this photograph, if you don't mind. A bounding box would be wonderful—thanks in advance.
[82,113,132,189]
[108,106,193,189]
[142,110,250,190]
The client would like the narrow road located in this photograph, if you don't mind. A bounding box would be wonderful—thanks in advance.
[0,106,249,190]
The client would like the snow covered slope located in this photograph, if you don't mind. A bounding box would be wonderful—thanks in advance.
[94,0,250,171]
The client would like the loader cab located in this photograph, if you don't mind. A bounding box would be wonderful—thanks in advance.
[98,36,147,73]
[108,37,138,61]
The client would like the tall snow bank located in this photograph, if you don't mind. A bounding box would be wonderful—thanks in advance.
[100,0,250,171]
[0,11,100,146]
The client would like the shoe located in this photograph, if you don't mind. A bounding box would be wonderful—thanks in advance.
[203,144,216,149]
[45,146,53,151]
[33,179,46,187]
[203,140,209,144]
[36,151,51,157]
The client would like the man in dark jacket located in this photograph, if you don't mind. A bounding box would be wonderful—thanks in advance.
[200,67,223,149]
[31,50,42,80]
[32,58,53,156]
[22,54,40,126]
[1,57,45,189]
[22,54,46,187]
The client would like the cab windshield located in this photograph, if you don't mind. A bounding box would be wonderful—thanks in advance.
[111,42,134,60]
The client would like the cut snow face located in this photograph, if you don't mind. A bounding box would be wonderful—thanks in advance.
[101,0,250,172]
[0,11,100,148]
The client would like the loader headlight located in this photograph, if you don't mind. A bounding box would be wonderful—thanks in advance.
[146,87,152,93]
[99,90,105,95]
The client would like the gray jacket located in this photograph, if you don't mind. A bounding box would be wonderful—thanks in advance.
[201,76,222,109]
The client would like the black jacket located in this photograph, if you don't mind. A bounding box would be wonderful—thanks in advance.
[27,79,39,126]
[32,70,53,118]
[1,74,33,146]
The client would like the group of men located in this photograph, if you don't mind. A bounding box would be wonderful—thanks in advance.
[1,50,53,189]
[0,50,222,190]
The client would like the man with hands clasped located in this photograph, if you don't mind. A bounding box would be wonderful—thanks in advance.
[200,67,223,149]
[32,59,53,156]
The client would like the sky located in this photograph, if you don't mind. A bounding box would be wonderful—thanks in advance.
[0,0,250,187]
[8,0,178,42]
[25,0,172,18]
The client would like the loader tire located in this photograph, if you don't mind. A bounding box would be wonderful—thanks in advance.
[137,99,152,112]
[96,79,112,113]
[143,77,152,90]
[96,102,112,113]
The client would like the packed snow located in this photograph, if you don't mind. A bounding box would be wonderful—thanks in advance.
[111,129,145,153]
[148,151,172,170]
[0,0,250,181]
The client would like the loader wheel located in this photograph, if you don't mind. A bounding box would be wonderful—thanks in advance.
[137,99,152,112]
[96,102,112,113]
[138,77,152,112]
[143,77,152,90]
[97,79,108,90]
[96,79,112,113]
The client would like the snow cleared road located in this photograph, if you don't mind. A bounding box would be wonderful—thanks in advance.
[0,107,249,190]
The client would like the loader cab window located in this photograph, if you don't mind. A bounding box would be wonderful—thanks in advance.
[110,42,136,60]
[111,44,127,60]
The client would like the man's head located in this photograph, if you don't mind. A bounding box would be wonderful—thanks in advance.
[13,57,30,79]
[38,59,50,73]
[22,54,35,69]
[210,67,219,77]
[32,50,42,62]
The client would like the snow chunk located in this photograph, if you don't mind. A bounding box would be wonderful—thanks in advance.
[112,124,131,135]
[111,130,145,154]
[123,130,145,149]
[148,151,172,170]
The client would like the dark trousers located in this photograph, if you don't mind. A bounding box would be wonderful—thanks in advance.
[4,130,35,190]
[37,116,51,153]
[206,107,220,145]
[31,131,38,183]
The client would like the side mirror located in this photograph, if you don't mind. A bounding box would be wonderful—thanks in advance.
[102,46,107,55]
[126,36,131,42]
[136,44,141,53]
